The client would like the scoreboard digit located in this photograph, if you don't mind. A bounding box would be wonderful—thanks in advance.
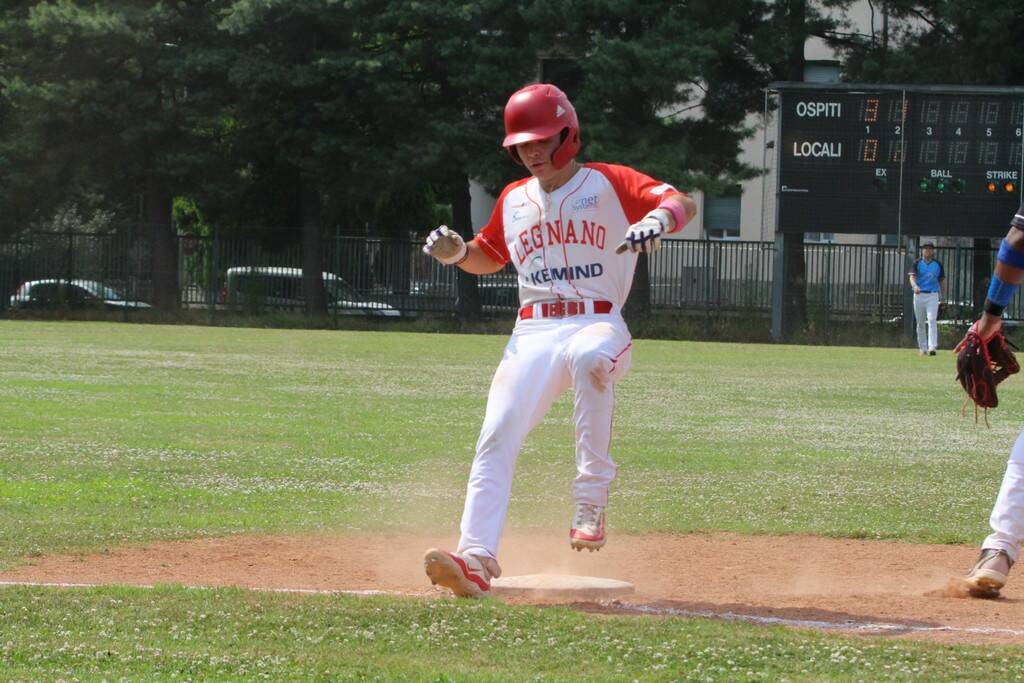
[776,85,1024,237]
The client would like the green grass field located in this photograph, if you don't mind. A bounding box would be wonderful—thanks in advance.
[0,320,1020,679]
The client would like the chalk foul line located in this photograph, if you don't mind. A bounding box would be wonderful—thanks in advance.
[602,601,1024,637]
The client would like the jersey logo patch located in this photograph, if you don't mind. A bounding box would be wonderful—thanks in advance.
[556,105,566,118]
[650,183,675,196]
[571,195,599,211]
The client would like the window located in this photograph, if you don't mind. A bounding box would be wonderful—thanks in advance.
[804,232,836,243]
[704,193,741,241]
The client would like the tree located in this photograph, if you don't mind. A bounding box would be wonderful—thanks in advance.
[839,0,1024,85]
[216,0,385,316]
[368,0,540,320]
[0,0,230,311]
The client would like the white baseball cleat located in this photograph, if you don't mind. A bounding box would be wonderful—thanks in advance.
[570,503,606,552]
[964,548,1014,594]
[423,549,501,598]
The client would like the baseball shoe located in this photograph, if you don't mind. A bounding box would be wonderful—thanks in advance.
[423,549,501,598]
[928,349,937,356]
[570,503,606,552]
[964,548,1014,594]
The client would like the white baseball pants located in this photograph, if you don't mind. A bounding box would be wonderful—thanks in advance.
[983,429,1024,562]
[913,291,940,352]
[457,311,632,560]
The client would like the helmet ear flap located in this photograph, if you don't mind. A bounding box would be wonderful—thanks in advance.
[551,126,580,169]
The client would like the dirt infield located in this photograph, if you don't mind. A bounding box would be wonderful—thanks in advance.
[2,532,1022,645]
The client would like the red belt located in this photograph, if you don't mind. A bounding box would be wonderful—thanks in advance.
[519,300,613,320]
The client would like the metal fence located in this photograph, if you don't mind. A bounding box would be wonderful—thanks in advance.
[0,231,1016,323]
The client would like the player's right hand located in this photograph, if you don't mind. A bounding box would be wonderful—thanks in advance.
[423,225,467,265]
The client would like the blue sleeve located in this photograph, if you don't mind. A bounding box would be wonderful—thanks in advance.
[937,260,945,282]
[908,259,921,277]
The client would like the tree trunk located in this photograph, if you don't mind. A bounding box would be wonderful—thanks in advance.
[450,172,481,322]
[144,179,178,313]
[785,0,807,82]
[623,254,651,325]
[301,175,328,317]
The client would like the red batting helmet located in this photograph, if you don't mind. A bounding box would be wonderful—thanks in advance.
[502,83,580,169]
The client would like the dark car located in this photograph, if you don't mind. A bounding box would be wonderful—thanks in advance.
[9,279,150,310]
[223,267,401,316]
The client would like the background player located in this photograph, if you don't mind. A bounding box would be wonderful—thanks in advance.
[421,83,696,597]
[962,204,1024,596]
[908,241,945,356]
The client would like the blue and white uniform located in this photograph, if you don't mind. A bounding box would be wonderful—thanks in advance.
[909,255,944,353]
[983,204,1024,564]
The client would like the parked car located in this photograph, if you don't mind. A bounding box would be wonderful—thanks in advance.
[8,279,150,310]
[223,267,400,317]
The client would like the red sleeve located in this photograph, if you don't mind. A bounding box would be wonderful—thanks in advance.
[587,162,686,232]
[472,180,528,265]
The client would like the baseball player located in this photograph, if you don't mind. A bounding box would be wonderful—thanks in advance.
[908,241,945,356]
[421,83,696,598]
[961,203,1024,596]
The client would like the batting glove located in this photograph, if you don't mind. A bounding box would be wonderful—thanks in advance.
[423,225,468,265]
[617,209,670,255]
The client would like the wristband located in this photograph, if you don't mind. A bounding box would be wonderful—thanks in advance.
[986,272,1019,308]
[998,239,1024,270]
[985,299,1007,317]
[1012,206,1024,230]
[656,196,687,232]
[453,246,470,266]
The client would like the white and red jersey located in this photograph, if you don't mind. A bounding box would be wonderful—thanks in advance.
[474,163,682,308]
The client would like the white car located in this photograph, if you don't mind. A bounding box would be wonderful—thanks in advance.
[9,279,150,310]
[223,267,400,317]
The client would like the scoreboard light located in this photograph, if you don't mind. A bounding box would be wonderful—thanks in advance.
[987,181,999,193]
[872,177,888,190]
[953,179,966,194]
[934,179,949,193]
[1007,182,1017,194]
[919,178,932,192]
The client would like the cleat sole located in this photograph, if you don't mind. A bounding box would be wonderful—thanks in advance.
[570,539,606,552]
[423,549,488,599]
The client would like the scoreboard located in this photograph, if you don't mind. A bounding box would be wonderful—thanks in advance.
[774,84,1024,236]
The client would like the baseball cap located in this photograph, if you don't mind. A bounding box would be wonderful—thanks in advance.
[921,241,935,249]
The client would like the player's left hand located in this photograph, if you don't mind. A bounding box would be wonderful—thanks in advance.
[955,320,1020,413]
[616,210,670,255]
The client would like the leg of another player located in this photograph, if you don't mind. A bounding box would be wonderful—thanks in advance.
[913,295,928,355]
[966,429,1024,594]
[925,293,940,354]
[563,322,633,551]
